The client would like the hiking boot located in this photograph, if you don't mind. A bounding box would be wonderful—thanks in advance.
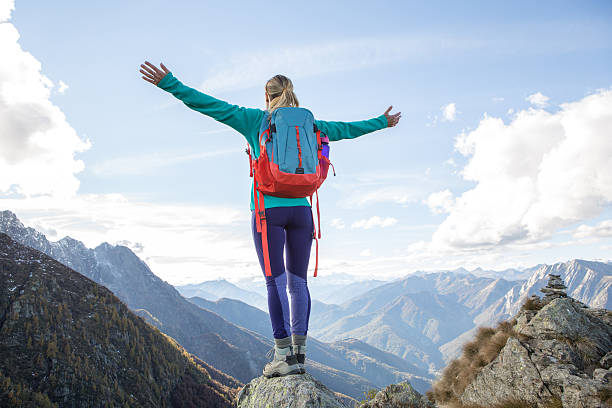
[263,345,302,378]
[292,344,307,374]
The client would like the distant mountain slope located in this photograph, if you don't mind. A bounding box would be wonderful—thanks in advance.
[0,210,427,400]
[0,232,237,407]
[478,259,611,324]
[306,273,509,373]
[188,296,272,339]
[177,280,268,311]
[308,263,611,375]
[0,210,272,384]
[232,273,390,305]
[187,296,434,393]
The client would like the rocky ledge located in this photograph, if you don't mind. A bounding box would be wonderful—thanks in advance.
[461,297,612,407]
[236,372,357,408]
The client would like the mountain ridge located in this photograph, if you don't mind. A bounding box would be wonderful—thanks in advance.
[0,232,238,407]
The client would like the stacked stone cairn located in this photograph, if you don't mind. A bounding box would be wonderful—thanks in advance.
[540,273,568,304]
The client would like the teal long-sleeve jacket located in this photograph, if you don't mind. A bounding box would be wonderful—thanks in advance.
[157,72,388,210]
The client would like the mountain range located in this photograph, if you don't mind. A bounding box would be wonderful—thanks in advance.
[187,258,611,377]
[308,260,611,375]
[2,209,609,398]
[177,280,268,312]
[0,210,433,398]
[187,296,432,393]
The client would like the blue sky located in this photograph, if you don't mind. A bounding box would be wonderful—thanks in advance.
[1,0,611,284]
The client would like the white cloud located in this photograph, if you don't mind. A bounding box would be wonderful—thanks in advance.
[431,88,612,249]
[0,8,90,198]
[330,218,345,230]
[492,97,504,103]
[444,158,458,168]
[115,240,144,254]
[344,186,416,207]
[425,189,455,214]
[426,113,438,127]
[333,171,434,209]
[91,148,236,176]
[0,0,14,22]
[441,103,457,121]
[526,92,550,107]
[57,80,69,94]
[199,35,485,93]
[360,248,372,257]
[573,220,612,239]
[351,216,398,229]
[2,194,252,284]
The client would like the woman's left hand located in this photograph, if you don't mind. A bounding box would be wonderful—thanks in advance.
[140,61,170,85]
[383,106,401,127]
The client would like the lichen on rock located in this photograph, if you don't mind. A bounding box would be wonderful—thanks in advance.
[236,372,355,408]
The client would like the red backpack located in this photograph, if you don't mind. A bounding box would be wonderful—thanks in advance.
[246,107,334,277]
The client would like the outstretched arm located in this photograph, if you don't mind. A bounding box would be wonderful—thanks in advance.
[314,106,401,142]
[140,61,264,137]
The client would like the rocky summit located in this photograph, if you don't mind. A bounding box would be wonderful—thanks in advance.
[460,296,612,407]
[357,380,434,408]
[236,372,356,408]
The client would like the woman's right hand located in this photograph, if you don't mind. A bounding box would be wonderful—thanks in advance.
[140,61,170,85]
[383,106,401,127]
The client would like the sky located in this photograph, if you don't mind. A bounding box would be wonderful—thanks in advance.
[1,0,611,285]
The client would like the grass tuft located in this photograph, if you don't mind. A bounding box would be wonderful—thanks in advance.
[428,320,518,406]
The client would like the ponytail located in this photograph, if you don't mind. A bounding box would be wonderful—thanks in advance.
[266,74,299,113]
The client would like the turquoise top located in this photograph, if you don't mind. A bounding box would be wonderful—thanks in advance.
[157,72,389,210]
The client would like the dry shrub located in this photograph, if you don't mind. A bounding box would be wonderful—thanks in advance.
[520,296,543,312]
[597,387,612,403]
[480,331,511,363]
[462,341,479,359]
[437,395,560,408]
[574,336,601,374]
[542,396,563,408]
[494,399,536,408]
[429,321,518,406]
[475,327,495,341]
[439,398,536,408]
[496,320,515,333]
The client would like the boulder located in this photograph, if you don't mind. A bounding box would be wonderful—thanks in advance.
[236,372,355,408]
[357,380,434,407]
[460,337,552,406]
[459,297,612,407]
[600,351,612,370]
[517,298,612,355]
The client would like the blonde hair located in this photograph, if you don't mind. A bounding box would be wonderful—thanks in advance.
[266,74,299,113]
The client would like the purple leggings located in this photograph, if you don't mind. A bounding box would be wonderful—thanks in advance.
[251,206,313,339]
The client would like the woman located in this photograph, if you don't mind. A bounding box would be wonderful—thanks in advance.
[140,61,401,378]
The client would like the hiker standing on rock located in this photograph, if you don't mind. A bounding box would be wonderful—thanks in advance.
[140,61,400,378]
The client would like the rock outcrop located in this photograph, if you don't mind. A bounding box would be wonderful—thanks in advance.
[236,372,356,408]
[357,380,434,407]
[460,295,612,407]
